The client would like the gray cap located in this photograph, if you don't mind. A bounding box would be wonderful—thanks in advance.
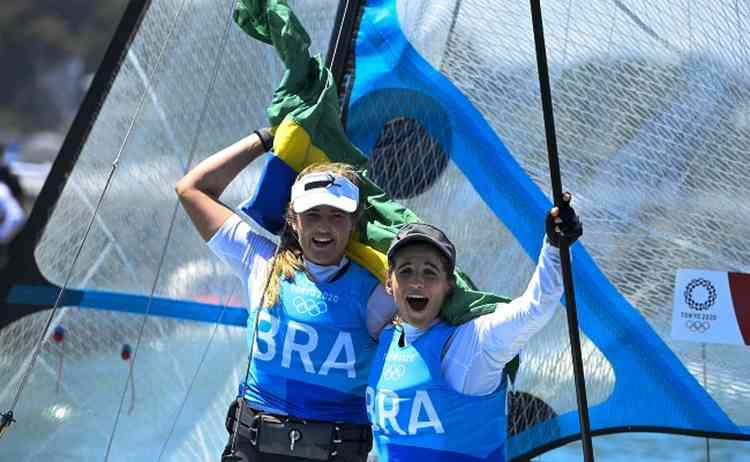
[387,223,456,273]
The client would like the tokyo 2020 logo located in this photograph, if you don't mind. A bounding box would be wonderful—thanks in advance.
[683,278,717,311]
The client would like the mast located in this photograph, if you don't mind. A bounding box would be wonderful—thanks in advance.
[325,0,364,124]
[0,0,152,331]
[528,1,596,461]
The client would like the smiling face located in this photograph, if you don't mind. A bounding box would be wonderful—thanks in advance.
[386,243,453,329]
[293,205,355,266]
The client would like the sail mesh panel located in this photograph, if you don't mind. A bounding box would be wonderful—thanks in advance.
[3,0,749,460]
[1,1,338,460]
[376,0,749,453]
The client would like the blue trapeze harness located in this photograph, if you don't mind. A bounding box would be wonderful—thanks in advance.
[368,322,507,461]
[243,262,379,424]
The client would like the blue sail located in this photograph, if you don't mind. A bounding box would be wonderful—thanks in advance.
[1,0,749,460]
[345,0,748,458]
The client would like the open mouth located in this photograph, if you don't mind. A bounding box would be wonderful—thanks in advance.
[311,237,334,248]
[406,295,429,311]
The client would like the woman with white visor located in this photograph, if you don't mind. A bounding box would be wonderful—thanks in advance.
[176,129,396,462]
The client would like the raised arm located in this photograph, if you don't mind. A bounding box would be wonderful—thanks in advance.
[175,129,272,241]
[443,194,582,395]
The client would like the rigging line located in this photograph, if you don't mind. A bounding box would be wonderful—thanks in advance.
[611,0,680,54]
[225,213,288,455]
[329,0,352,70]
[230,235,287,453]
[702,344,712,462]
[155,287,237,462]
[327,0,361,124]
[687,17,712,462]
[446,0,464,42]
[229,224,286,453]
[4,155,124,413]
[437,0,463,75]
[3,0,188,419]
[69,182,140,285]
[103,0,240,459]
[528,1,595,462]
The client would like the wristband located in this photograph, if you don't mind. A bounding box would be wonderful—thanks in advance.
[254,128,274,152]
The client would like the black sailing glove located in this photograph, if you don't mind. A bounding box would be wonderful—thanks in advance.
[545,192,583,248]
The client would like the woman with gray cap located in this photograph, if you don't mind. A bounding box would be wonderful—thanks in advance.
[176,130,395,461]
[366,196,582,462]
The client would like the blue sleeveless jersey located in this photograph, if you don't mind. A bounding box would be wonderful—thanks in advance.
[244,262,379,423]
[367,322,507,461]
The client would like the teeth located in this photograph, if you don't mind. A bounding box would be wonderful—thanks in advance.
[406,295,429,311]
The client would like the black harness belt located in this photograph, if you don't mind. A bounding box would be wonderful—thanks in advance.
[226,398,372,461]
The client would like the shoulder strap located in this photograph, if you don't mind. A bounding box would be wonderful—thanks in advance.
[240,221,286,396]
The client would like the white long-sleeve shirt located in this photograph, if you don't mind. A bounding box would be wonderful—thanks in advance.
[0,182,25,244]
[401,242,563,396]
[208,214,562,396]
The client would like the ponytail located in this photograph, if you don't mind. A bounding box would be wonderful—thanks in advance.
[261,210,303,308]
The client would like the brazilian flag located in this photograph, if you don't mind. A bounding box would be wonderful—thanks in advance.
[234,1,515,349]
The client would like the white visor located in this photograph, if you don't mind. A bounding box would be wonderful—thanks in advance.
[290,171,359,214]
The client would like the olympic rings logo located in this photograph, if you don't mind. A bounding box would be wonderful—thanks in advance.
[293,296,328,317]
[381,364,406,381]
[686,320,711,333]
[683,278,717,311]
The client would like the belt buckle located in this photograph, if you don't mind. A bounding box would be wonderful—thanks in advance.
[329,425,342,457]
[248,413,262,446]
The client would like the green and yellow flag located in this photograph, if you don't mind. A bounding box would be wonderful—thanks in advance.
[235,0,513,328]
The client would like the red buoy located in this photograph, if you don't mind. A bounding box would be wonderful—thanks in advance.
[52,325,64,343]
[120,344,132,361]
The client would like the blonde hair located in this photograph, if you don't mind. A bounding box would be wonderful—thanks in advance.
[261,162,363,308]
